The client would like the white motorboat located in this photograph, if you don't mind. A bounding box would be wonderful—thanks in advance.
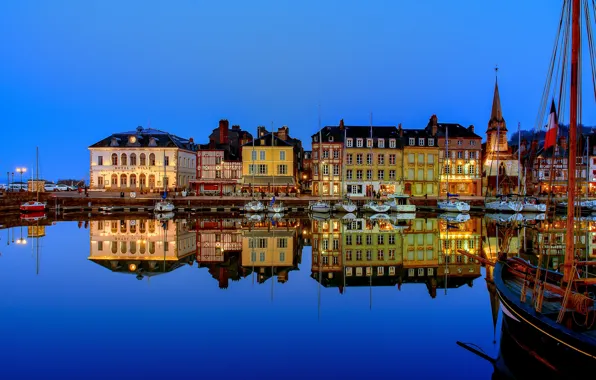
[341,213,357,221]
[485,194,523,213]
[439,213,471,223]
[154,200,175,213]
[437,197,470,213]
[268,212,284,220]
[246,213,264,222]
[386,195,416,213]
[266,197,285,213]
[485,213,524,223]
[334,199,358,213]
[155,211,175,221]
[362,200,390,213]
[244,200,265,212]
[368,213,391,221]
[309,200,331,213]
[521,197,547,213]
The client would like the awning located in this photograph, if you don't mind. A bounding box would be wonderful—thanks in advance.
[242,176,295,186]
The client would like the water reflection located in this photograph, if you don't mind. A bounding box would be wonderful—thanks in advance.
[2,212,593,378]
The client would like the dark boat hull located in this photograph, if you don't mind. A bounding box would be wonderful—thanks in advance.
[494,261,596,375]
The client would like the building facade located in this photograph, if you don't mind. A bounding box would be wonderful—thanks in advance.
[241,134,297,194]
[402,125,440,196]
[426,115,483,196]
[88,127,198,192]
[191,149,242,195]
[311,122,345,197]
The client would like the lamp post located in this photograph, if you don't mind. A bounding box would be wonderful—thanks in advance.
[11,172,14,192]
[16,167,26,190]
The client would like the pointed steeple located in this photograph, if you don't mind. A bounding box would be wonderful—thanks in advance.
[486,67,508,153]
[490,80,503,124]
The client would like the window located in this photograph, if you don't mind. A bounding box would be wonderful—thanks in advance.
[366,235,372,245]
[164,156,169,166]
[98,156,103,166]
[457,151,463,159]
[277,238,288,248]
[98,177,104,186]
[389,235,395,244]
[280,151,286,160]
[378,154,385,165]
[277,164,287,175]
[356,235,362,245]
[367,154,373,165]
[356,138,363,147]
[366,138,373,148]
[378,139,384,148]
[333,150,339,159]
[346,250,352,261]
[469,165,475,175]
[347,154,353,164]
[389,266,396,275]
[356,154,363,165]
[251,150,257,161]
[280,252,286,261]
[356,250,362,260]
[378,170,384,180]
[389,170,396,179]
[258,164,267,174]
[333,165,339,176]
[323,164,329,175]
[409,138,415,145]
[418,154,424,163]
[149,153,156,166]
[323,149,329,159]
[347,170,353,180]
[356,170,363,180]
[389,154,396,165]
[389,249,396,260]
[419,138,425,146]
[408,153,415,164]
[260,151,265,160]
[428,154,434,164]
[470,140,476,146]
[457,140,463,145]
[389,139,396,148]
[366,170,372,180]
[111,153,118,166]
[378,235,384,244]
[469,151,475,159]
[260,252,265,262]
[346,138,353,147]
[428,138,434,146]
[457,165,463,174]
[130,153,136,166]
[366,250,372,261]
[346,235,352,245]
[444,164,450,174]
[140,153,146,166]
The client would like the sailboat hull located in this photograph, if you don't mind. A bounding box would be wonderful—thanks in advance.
[334,203,358,213]
[521,203,547,213]
[20,201,47,213]
[437,200,470,213]
[154,201,175,213]
[494,262,596,373]
[362,202,390,213]
[485,200,523,213]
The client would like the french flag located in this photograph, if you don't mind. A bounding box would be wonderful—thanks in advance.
[544,99,558,149]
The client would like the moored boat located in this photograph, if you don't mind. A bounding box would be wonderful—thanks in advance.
[361,200,390,213]
[309,200,331,213]
[20,201,47,213]
[244,199,265,213]
[386,194,416,213]
[437,196,471,213]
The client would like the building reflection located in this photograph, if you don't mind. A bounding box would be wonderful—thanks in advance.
[192,217,304,288]
[311,216,482,298]
[88,218,197,280]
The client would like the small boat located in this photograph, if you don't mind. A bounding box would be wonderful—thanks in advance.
[556,199,596,213]
[20,201,47,213]
[485,194,524,213]
[267,212,284,220]
[485,213,524,224]
[20,211,46,222]
[99,205,124,213]
[309,200,331,213]
[437,196,471,213]
[362,200,390,213]
[244,199,265,213]
[386,195,416,213]
[266,196,285,213]
[368,213,391,221]
[521,196,547,213]
[246,213,264,222]
[334,199,358,213]
[155,211,175,221]
[439,213,470,223]
[341,213,357,221]
[154,200,175,213]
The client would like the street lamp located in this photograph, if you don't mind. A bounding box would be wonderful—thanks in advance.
[16,167,26,190]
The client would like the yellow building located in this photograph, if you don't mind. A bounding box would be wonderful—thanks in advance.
[241,133,296,193]
[240,218,302,283]
[401,126,440,196]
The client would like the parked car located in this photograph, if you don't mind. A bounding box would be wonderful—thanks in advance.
[55,184,68,191]
[44,183,58,192]
[66,185,78,191]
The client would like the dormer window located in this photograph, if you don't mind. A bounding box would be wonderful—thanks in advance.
[356,138,363,148]
[419,138,425,146]
[328,136,334,142]
[428,138,434,146]
[366,138,373,148]
[389,139,396,148]
[409,138,415,146]
[378,139,384,148]
[314,136,319,143]
[148,137,157,147]
[457,140,463,146]
[346,138,353,147]
[110,137,120,147]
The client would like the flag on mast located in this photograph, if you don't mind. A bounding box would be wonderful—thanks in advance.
[544,99,558,149]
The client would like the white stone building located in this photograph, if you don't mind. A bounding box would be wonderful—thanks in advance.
[88,126,197,192]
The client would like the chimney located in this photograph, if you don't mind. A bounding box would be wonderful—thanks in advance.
[277,126,288,141]
[398,123,403,137]
[189,137,194,143]
[219,119,229,144]
[430,115,438,136]
[468,124,475,133]
[559,136,568,151]
[339,119,345,130]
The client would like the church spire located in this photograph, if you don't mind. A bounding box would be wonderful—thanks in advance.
[488,65,506,130]
[486,66,508,153]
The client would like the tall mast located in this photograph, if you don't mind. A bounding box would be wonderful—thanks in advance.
[564,0,580,284]
[369,112,373,201]
[445,126,449,197]
[517,122,521,193]
[343,125,347,199]
[318,105,322,200]
[36,146,39,202]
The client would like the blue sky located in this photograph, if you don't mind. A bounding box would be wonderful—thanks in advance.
[1,0,594,182]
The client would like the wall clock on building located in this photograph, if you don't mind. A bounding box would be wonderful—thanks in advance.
[129,136,137,144]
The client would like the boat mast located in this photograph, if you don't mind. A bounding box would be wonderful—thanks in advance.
[343,125,347,200]
[36,146,39,202]
[318,105,323,201]
[517,122,521,194]
[564,0,580,284]
[369,112,373,201]
[445,125,449,198]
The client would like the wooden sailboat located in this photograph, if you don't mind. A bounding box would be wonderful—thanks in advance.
[517,122,547,213]
[20,147,47,213]
[493,0,596,371]
[438,125,471,213]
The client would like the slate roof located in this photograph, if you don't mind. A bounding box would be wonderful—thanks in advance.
[242,133,292,147]
[433,123,481,139]
[89,126,198,151]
